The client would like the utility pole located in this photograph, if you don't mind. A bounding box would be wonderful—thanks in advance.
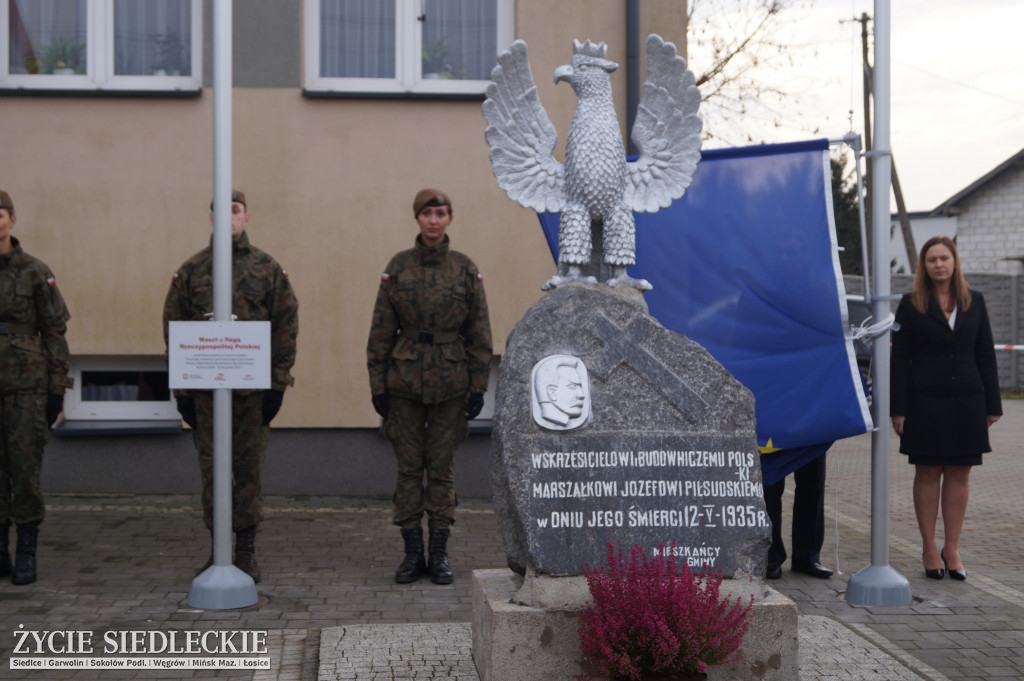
[859,12,873,275]
[855,11,917,274]
[891,161,917,272]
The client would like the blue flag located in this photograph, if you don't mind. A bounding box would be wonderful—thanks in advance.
[538,140,872,483]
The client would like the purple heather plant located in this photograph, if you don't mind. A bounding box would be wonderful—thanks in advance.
[576,543,753,681]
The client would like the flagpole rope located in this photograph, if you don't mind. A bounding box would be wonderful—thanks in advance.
[850,313,896,341]
[851,314,1020,351]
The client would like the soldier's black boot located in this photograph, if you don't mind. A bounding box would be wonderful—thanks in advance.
[234,526,261,583]
[0,523,12,578]
[196,529,213,577]
[395,528,426,584]
[427,528,453,585]
[12,524,39,585]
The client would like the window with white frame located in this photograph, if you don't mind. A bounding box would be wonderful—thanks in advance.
[2,0,201,92]
[305,0,513,95]
[63,355,179,424]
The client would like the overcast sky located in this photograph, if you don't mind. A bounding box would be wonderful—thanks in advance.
[696,0,1024,211]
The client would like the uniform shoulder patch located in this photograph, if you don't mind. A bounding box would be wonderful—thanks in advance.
[46,276,56,286]
[171,272,179,281]
[281,268,289,277]
[476,272,484,281]
[381,273,390,281]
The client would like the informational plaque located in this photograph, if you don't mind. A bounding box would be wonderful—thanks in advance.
[168,321,271,390]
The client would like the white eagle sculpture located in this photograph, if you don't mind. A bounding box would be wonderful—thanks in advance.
[483,35,702,290]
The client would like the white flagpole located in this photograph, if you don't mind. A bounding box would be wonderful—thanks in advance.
[188,0,258,610]
[845,0,912,607]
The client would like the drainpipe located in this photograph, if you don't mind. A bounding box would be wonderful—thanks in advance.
[626,0,639,156]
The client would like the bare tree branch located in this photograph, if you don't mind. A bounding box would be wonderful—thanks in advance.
[693,1,781,87]
[687,0,819,145]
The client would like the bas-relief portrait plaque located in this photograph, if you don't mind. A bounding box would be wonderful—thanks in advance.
[530,355,590,431]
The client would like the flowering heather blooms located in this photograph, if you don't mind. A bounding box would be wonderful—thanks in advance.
[576,543,753,681]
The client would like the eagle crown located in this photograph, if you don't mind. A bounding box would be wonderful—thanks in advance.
[573,39,606,58]
[571,39,617,72]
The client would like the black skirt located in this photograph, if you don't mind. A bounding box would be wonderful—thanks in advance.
[899,393,990,466]
[905,452,982,467]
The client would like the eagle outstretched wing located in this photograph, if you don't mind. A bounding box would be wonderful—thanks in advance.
[624,34,703,214]
[483,40,566,213]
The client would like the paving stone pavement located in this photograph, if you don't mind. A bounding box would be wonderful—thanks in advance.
[1,401,1022,680]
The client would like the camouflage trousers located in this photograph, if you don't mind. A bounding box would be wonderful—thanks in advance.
[192,392,268,531]
[0,393,49,526]
[385,395,469,530]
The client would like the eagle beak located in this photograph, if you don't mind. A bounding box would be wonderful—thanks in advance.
[553,65,572,85]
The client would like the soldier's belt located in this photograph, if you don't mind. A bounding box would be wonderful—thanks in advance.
[0,322,37,335]
[404,329,459,345]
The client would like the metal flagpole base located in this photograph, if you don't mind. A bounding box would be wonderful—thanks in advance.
[845,563,912,606]
[188,565,258,610]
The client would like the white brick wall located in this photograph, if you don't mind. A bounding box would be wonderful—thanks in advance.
[958,163,1024,275]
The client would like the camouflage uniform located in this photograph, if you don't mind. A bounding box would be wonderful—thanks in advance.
[0,237,72,527]
[367,234,492,530]
[163,232,298,531]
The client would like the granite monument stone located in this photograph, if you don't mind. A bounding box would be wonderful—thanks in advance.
[492,285,771,579]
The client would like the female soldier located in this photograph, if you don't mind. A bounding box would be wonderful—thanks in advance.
[0,189,72,585]
[367,189,492,584]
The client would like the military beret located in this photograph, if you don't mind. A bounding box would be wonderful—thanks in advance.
[0,189,13,214]
[413,188,451,217]
[210,189,247,211]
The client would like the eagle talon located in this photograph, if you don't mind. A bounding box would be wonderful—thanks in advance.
[542,267,598,291]
[606,272,652,291]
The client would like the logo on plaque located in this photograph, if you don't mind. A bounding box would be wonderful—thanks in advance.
[530,355,590,431]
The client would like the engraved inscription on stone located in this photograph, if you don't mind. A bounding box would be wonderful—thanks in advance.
[524,434,766,576]
[530,355,591,431]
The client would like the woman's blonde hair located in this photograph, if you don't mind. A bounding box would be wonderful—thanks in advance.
[910,236,971,314]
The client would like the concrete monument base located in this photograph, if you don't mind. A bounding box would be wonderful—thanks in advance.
[471,568,798,681]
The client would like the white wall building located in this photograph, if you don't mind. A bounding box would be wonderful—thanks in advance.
[934,147,1024,275]
[889,147,1023,274]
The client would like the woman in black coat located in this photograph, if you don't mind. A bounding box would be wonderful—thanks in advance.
[891,236,1001,581]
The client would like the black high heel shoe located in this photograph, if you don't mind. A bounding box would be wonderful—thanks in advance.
[941,550,966,581]
[924,566,944,580]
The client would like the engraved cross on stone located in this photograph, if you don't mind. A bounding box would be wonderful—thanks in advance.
[588,312,710,421]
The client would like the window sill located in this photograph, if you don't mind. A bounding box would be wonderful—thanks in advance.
[0,87,201,98]
[302,89,485,102]
[55,419,183,436]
